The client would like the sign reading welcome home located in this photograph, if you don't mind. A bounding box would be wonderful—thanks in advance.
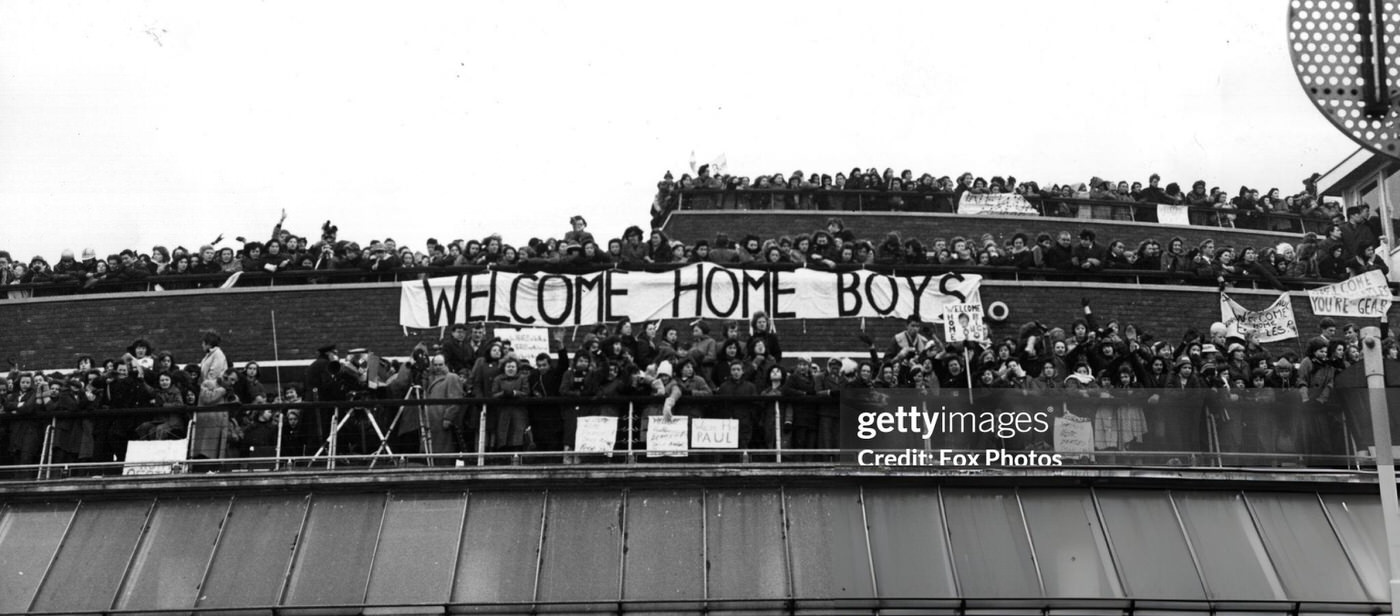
[400,264,982,328]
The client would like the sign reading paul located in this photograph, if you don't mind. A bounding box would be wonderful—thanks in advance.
[399,264,982,328]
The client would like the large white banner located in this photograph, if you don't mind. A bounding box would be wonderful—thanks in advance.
[400,264,983,329]
[1308,270,1393,317]
[1220,293,1299,343]
[957,192,1038,216]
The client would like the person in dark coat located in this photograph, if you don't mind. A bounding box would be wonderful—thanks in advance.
[441,323,475,374]
[715,360,760,450]
[491,356,534,451]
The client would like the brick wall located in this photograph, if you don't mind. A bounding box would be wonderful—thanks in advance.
[661,211,1305,254]
[0,280,1368,378]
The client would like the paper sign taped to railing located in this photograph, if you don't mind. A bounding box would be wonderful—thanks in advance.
[122,439,188,475]
[574,416,618,452]
[1308,270,1393,317]
[1053,416,1094,459]
[1157,204,1191,226]
[957,193,1038,216]
[400,264,983,328]
[1220,293,1298,343]
[495,326,551,361]
[691,418,739,448]
[646,416,689,457]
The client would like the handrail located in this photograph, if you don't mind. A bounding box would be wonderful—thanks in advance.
[0,261,1364,296]
[1,388,1381,476]
[668,187,1331,233]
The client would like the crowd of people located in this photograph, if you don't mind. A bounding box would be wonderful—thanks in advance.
[2,212,1387,301]
[0,178,1380,298]
[1,295,1388,469]
[653,166,1339,228]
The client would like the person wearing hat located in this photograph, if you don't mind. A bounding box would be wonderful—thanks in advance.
[304,343,342,404]
[48,249,81,283]
[687,320,717,372]
[1224,342,1250,384]
[364,239,399,274]
[1169,357,1200,390]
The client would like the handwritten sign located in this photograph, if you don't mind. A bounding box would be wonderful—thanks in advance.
[1308,271,1393,317]
[1157,204,1191,226]
[401,265,983,328]
[496,326,551,361]
[691,418,739,449]
[646,415,689,457]
[943,303,988,343]
[574,416,618,452]
[1220,293,1298,343]
[122,439,189,475]
[1053,416,1094,460]
[957,192,1038,216]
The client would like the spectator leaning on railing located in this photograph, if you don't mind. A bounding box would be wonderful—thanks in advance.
[2,299,1399,469]
[2,200,1381,298]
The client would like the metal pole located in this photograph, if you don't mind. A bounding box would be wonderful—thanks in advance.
[1375,170,1395,261]
[477,404,487,467]
[270,311,283,404]
[274,413,283,471]
[328,408,338,471]
[627,402,635,463]
[774,401,783,464]
[1361,325,1400,616]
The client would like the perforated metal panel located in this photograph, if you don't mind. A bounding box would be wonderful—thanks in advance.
[1289,0,1400,156]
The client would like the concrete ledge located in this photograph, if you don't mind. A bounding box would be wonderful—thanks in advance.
[0,464,1380,500]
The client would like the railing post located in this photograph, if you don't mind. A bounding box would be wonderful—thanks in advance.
[275,413,284,471]
[328,408,338,471]
[774,401,783,464]
[37,418,56,480]
[477,403,487,467]
[627,401,635,464]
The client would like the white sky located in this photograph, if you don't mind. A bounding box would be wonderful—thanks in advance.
[0,0,1362,261]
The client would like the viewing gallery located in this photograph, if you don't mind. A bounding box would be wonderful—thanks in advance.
[1,157,1399,615]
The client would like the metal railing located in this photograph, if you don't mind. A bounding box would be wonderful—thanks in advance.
[0,261,1362,299]
[670,188,1334,234]
[0,390,1381,481]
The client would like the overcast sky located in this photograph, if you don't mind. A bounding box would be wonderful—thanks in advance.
[0,0,1361,262]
